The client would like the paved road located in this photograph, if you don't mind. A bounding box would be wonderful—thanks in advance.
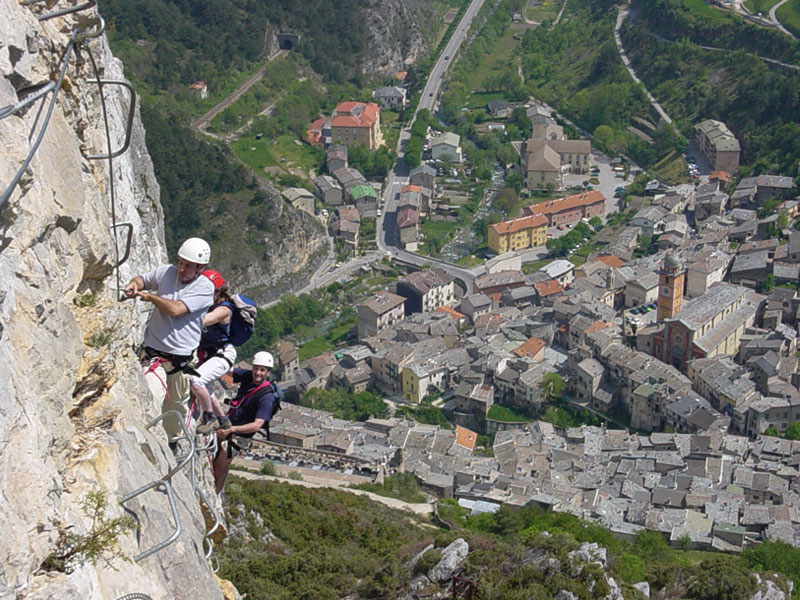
[416,0,486,116]
[769,0,797,38]
[376,0,487,292]
[192,50,286,130]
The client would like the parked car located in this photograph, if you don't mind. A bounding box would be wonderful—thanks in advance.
[557,224,565,230]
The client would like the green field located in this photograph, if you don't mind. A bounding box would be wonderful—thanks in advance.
[231,135,323,179]
[488,404,531,422]
[522,258,553,273]
[419,220,460,255]
[683,0,738,22]
[777,0,800,35]
[745,0,781,14]
[466,27,520,93]
[524,0,562,23]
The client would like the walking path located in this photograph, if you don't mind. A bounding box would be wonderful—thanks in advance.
[230,466,435,516]
[614,5,674,126]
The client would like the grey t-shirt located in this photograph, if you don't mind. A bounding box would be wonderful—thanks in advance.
[141,264,214,356]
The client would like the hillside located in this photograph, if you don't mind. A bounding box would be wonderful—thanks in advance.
[219,477,797,600]
[99,0,453,301]
[516,0,800,179]
[623,0,800,177]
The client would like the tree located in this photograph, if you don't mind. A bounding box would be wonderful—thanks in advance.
[764,425,781,437]
[785,421,800,440]
[758,274,775,293]
[588,216,603,230]
[540,373,565,403]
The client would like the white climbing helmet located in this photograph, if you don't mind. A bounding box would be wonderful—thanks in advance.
[253,351,274,369]
[177,237,211,265]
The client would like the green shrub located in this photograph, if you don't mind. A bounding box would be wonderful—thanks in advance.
[42,491,135,573]
[414,548,442,574]
[260,460,277,476]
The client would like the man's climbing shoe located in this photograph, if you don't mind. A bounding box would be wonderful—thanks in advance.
[196,412,220,435]
[217,416,232,430]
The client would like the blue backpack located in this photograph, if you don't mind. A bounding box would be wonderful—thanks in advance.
[226,294,257,346]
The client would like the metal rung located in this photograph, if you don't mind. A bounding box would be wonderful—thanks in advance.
[83,79,136,160]
[32,0,97,21]
[73,14,105,43]
[110,222,133,267]
[118,411,196,561]
[120,479,181,562]
[0,81,56,120]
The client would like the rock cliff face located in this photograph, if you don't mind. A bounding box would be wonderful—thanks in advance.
[1,2,231,598]
[360,0,431,75]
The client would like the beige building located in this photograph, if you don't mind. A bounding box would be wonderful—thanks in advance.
[488,214,548,254]
[395,269,456,314]
[695,119,740,173]
[547,138,591,174]
[331,102,383,150]
[524,144,561,190]
[357,291,405,340]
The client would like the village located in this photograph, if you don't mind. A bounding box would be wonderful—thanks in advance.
[227,88,800,552]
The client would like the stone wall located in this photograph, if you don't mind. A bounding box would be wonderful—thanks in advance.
[1,2,232,598]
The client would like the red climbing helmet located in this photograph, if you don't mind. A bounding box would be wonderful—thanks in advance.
[201,269,225,290]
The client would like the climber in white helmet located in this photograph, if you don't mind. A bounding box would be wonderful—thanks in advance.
[124,237,214,453]
[213,350,281,493]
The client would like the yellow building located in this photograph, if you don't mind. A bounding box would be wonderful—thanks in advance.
[488,214,548,254]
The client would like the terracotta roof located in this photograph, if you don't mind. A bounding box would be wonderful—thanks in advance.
[595,254,625,269]
[709,171,731,182]
[525,190,605,217]
[331,102,379,128]
[513,336,545,358]
[401,184,421,193]
[306,116,326,145]
[585,320,612,335]
[434,305,466,320]
[490,214,548,235]
[454,425,477,451]
[535,279,564,297]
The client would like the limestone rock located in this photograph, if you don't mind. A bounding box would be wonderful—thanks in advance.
[0,0,227,597]
[634,581,650,598]
[555,591,579,600]
[427,538,468,583]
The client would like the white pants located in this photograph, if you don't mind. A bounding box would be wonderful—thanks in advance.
[192,345,237,397]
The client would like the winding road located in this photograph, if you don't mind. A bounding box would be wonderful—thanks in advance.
[769,0,797,38]
[375,0,489,292]
[614,5,674,126]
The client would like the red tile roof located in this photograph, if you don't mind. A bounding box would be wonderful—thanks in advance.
[513,336,545,358]
[306,116,325,145]
[434,305,466,320]
[401,184,421,193]
[490,214,548,235]
[525,190,605,217]
[455,425,477,451]
[535,279,564,297]
[331,102,380,128]
[595,254,625,269]
[585,320,612,334]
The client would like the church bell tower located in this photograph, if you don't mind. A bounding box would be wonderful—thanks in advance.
[657,253,684,322]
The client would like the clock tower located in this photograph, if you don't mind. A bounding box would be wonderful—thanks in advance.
[657,253,684,322]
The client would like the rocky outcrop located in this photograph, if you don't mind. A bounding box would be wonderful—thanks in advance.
[361,0,430,75]
[427,538,469,583]
[1,2,231,598]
